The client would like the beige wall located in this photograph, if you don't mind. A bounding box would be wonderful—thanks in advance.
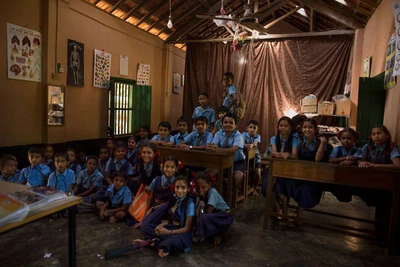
[351,0,400,142]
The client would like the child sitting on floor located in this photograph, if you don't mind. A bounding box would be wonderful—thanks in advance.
[179,116,213,151]
[104,141,133,186]
[137,125,151,148]
[78,151,87,171]
[150,121,174,146]
[173,117,189,145]
[0,155,20,183]
[98,147,110,177]
[106,138,114,158]
[96,172,132,224]
[138,175,196,257]
[194,171,233,245]
[192,92,215,132]
[126,136,137,168]
[74,155,104,197]
[20,146,51,187]
[66,148,82,176]
[42,144,56,172]
[242,120,262,196]
[48,152,75,195]
[212,106,230,135]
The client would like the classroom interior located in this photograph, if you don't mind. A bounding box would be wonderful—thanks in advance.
[1,0,400,266]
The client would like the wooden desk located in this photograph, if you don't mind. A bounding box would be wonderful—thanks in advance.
[244,147,256,201]
[157,146,235,205]
[263,159,400,255]
[0,181,82,266]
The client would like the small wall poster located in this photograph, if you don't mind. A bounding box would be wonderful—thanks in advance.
[7,23,42,82]
[119,55,128,76]
[173,72,181,94]
[67,39,84,87]
[363,57,371,78]
[393,1,400,76]
[384,33,396,90]
[137,63,150,85]
[93,49,111,88]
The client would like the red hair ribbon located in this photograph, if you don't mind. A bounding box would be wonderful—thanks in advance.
[189,178,196,194]
[155,150,160,158]
[210,173,217,186]
[178,161,184,170]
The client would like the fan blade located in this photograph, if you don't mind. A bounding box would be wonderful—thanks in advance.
[196,14,238,22]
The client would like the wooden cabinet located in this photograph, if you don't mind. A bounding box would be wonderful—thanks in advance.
[356,72,386,145]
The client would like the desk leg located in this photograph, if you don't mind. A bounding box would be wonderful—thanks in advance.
[69,206,77,267]
[227,166,233,207]
[388,177,400,255]
[263,164,274,230]
[217,166,224,197]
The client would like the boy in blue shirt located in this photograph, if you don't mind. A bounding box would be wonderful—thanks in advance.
[212,106,230,135]
[104,141,134,185]
[0,155,20,183]
[96,172,132,224]
[242,120,261,196]
[173,117,189,145]
[48,152,75,195]
[208,114,245,188]
[179,116,213,150]
[20,147,51,187]
[192,92,215,132]
[66,148,82,176]
[222,72,237,112]
[150,121,174,146]
[74,155,104,197]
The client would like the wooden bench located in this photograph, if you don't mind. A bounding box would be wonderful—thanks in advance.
[263,158,400,255]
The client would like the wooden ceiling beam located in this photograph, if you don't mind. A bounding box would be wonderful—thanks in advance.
[361,0,379,8]
[264,4,304,30]
[93,0,101,5]
[253,0,291,20]
[302,0,363,29]
[157,5,203,36]
[310,8,314,32]
[109,0,123,13]
[122,0,147,20]
[135,0,166,27]
[322,0,368,24]
[196,0,210,9]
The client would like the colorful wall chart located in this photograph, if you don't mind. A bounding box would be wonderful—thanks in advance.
[137,63,150,85]
[7,23,42,82]
[93,49,111,88]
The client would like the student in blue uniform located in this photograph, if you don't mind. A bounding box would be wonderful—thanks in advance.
[212,106,230,135]
[139,175,196,257]
[222,72,237,112]
[291,118,325,218]
[208,114,245,189]
[74,155,104,197]
[145,155,179,217]
[135,142,162,189]
[20,147,51,187]
[268,116,298,213]
[98,147,110,177]
[326,128,363,202]
[137,125,151,149]
[48,152,75,195]
[66,148,82,176]
[192,92,215,132]
[42,144,56,172]
[106,138,114,158]
[291,114,306,140]
[78,151,87,171]
[194,171,233,245]
[242,120,262,195]
[96,172,132,224]
[173,117,189,145]
[150,121,174,146]
[105,141,133,186]
[0,155,20,183]
[126,136,137,171]
[179,116,213,150]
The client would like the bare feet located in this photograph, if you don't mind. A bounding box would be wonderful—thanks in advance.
[158,249,169,257]
[109,216,116,224]
[214,235,221,245]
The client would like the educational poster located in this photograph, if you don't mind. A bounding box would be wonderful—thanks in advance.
[363,57,371,78]
[119,55,128,76]
[93,49,111,88]
[7,23,42,82]
[67,39,84,87]
[393,1,400,76]
[173,72,181,94]
[384,33,396,90]
[137,63,150,85]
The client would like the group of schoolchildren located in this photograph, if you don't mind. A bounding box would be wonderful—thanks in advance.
[267,115,400,225]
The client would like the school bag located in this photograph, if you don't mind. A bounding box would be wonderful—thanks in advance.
[231,90,246,120]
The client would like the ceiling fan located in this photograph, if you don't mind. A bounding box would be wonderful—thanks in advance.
[196,0,268,35]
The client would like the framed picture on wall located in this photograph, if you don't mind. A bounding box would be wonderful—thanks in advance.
[67,39,84,87]
[173,72,181,94]
[47,85,65,126]
[363,56,372,78]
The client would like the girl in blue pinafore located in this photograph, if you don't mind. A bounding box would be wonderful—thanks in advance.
[144,155,179,218]
[138,176,196,257]
[358,125,400,230]
[286,119,326,218]
[194,171,233,245]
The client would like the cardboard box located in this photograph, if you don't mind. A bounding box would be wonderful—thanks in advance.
[335,99,351,116]
[318,101,334,115]
[300,95,318,113]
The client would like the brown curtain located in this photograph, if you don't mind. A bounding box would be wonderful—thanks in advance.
[183,35,353,152]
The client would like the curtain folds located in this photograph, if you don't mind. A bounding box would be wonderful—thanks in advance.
[183,35,353,151]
